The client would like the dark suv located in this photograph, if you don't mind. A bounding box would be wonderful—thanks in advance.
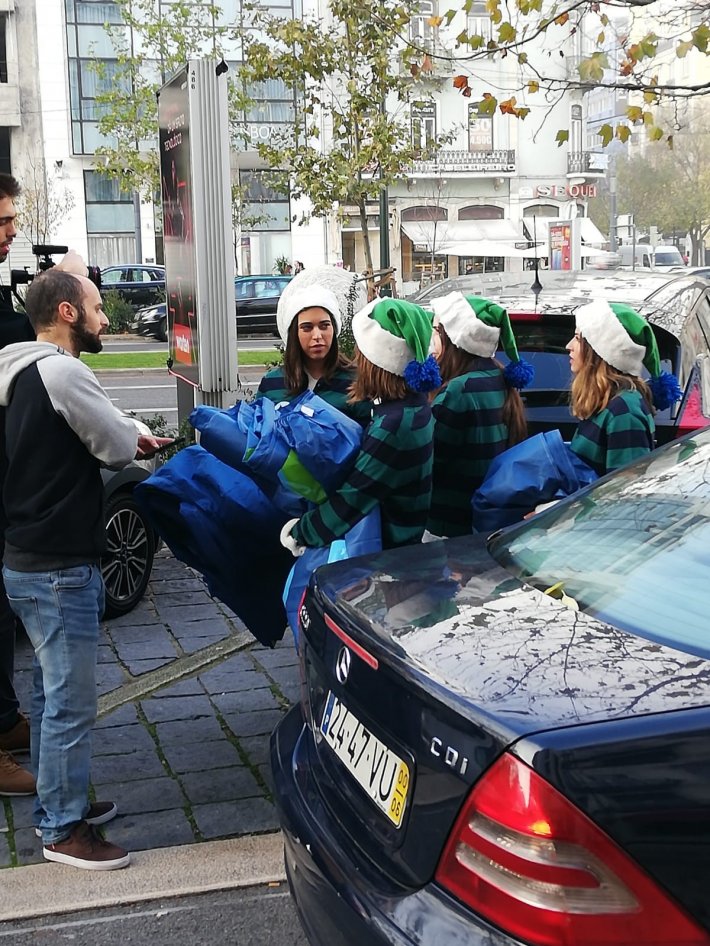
[102,264,166,310]
[413,270,710,444]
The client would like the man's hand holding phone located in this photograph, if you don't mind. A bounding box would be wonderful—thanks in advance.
[135,435,183,460]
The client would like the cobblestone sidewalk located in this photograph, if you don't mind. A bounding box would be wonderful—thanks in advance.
[0,549,298,868]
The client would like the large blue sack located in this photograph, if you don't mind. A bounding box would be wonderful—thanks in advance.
[190,392,364,512]
[283,508,382,648]
[134,445,293,647]
[471,430,598,534]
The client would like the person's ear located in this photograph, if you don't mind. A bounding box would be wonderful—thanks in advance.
[57,300,77,324]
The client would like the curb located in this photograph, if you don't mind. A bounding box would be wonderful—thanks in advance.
[0,832,286,921]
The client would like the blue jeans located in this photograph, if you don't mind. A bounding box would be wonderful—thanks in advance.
[3,564,104,844]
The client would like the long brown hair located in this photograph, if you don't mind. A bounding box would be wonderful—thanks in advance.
[435,323,527,447]
[282,313,351,396]
[571,335,653,420]
[349,348,409,402]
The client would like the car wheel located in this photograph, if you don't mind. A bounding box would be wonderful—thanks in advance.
[157,316,167,343]
[101,492,155,618]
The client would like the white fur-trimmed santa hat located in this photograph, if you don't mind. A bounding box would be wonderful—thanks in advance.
[277,286,342,344]
[575,300,681,410]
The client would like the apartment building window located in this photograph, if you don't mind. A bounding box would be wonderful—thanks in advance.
[570,103,583,154]
[243,79,296,147]
[468,103,493,152]
[412,102,436,151]
[411,1,436,48]
[84,170,135,266]
[467,1,492,41]
[0,128,10,173]
[240,170,290,231]
[66,1,128,155]
[0,16,7,84]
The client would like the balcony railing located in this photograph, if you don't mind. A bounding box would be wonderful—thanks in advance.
[567,151,608,176]
[408,149,516,176]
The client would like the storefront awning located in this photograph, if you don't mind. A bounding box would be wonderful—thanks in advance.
[401,218,524,254]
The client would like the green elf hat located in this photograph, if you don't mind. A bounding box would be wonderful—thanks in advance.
[430,292,534,389]
[575,300,682,410]
[352,297,442,392]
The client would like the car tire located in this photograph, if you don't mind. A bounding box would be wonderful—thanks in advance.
[101,492,155,618]
[157,316,167,343]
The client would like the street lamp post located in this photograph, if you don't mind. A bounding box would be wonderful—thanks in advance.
[609,156,617,253]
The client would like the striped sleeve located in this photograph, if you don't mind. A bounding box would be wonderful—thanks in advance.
[570,391,655,476]
[293,398,434,549]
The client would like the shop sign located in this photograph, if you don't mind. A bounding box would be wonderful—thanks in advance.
[535,183,597,199]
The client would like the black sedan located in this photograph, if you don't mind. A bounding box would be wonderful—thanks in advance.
[272,427,710,945]
[102,264,166,311]
[413,270,710,443]
[132,274,293,340]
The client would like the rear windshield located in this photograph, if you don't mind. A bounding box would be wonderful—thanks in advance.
[489,433,710,659]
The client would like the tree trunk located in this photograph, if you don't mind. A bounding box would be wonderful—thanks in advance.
[359,199,375,299]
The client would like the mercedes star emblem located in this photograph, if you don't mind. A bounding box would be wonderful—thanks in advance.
[335,646,351,685]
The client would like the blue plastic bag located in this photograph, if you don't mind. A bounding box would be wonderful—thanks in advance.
[134,445,293,647]
[471,430,598,534]
[190,392,363,512]
[283,508,382,648]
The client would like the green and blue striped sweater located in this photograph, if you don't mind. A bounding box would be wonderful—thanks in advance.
[257,365,371,426]
[428,360,510,537]
[570,389,655,476]
[293,394,434,550]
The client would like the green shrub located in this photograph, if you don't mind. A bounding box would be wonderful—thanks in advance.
[102,290,135,334]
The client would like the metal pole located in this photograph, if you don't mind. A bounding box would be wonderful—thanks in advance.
[133,191,143,263]
[378,96,391,296]
[609,157,617,253]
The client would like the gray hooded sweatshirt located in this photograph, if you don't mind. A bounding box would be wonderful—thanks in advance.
[0,342,138,570]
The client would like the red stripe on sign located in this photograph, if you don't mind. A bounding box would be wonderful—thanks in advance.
[324,614,379,670]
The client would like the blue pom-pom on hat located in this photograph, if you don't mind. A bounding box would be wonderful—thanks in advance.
[404,353,442,393]
[504,357,534,390]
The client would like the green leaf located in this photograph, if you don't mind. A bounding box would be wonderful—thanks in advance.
[555,129,569,147]
[597,124,614,147]
[647,125,664,142]
[578,52,609,83]
[692,23,710,52]
[498,21,516,43]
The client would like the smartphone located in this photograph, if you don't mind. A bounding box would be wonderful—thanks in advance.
[142,437,186,459]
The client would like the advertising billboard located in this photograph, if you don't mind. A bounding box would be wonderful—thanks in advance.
[158,66,199,386]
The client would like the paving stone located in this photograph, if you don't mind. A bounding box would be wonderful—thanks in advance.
[111,776,185,814]
[107,605,160,628]
[150,578,207,595]
[159,604,224,624]
[91,723,156,757]
[199,668,268,696]
[212,687,280,715]
[168,616,232,637]
[154,715,224,746]
[238,734,272,768]
[179,766,262,804]
[253,646,299,670]
[161,739,242,774]
[141,694,214,724]
[8,796,36,829]
[222,708,286,739]
[107,624,166,645]
[96,644,116,665]
[177,634,231,656]
[114,638,179,661]
[192,798,279,839]
[122,656,175,675]
[106,809,195,852]
[151,678,206,698]
[266,664,301,691]
[95,703,139,728]
[91,749,167,784]
[0,802,7,832]
[258,762,275,795]
[0,833,11,867]
[153,590,215,609]
[279,684,300,707]
[96,664,126,694]
[14,826,42,866]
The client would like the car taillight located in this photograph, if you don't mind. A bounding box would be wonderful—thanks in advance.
[675,377,709,438]
[435,752,710,946]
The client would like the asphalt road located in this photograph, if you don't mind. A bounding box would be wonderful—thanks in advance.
[0,885,309,946]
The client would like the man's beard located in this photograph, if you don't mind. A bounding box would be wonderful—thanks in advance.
[71,307,103,354]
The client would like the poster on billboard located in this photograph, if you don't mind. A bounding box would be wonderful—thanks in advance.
[158,66,199,386]
[548,218,581,271]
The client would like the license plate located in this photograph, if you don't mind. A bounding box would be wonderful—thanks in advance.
[320,691,410,828]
